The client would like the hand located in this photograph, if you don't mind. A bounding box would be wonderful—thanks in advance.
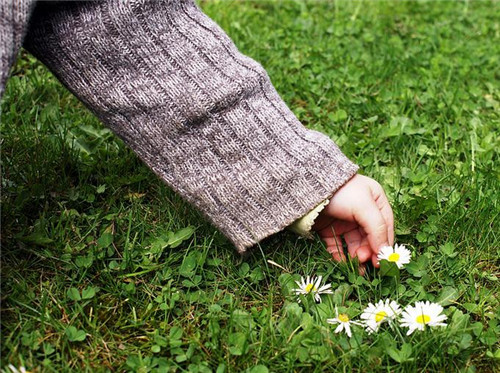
[313,174,394,270]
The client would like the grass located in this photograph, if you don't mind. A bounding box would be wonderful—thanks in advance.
[1,0,499,371]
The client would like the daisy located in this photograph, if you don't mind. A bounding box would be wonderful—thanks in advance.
[293,275,333,303]
[7,366,27,373]
[377,244,411,269]
[400,301,447,335]
[327,307,363,338]
[360,299,401,334]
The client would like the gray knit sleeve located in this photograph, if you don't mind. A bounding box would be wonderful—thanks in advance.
[0,0,36,97]
[23,0,358,253]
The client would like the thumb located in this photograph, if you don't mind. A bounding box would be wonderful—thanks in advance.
[353,198,390,255]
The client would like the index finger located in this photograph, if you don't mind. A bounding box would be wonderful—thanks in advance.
[353,198,390,255]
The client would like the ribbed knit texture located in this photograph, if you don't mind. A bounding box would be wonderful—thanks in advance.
[2,0,358,253]
[0,0,35,97]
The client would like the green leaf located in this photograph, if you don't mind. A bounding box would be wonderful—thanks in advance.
[179,252,198,278]
[231,309,254,331]
[458,333,473,350]
[75,255,93,268]
[451,309,470,330]
[216,363,227,373]
[440,242,457,258]
[150,237,168,255]
[436,286,459,306]
[65,326,87,342]
[387,347,402,363]
[97,232,113,249]
[486,349,500,360]
[333,284,352,305]
[81,286,98,300]
[228,332,248,356]
[166,226,195,248]
[401,343,413,359]
[471,321,483,336]
[96,184,106,194]
[387,343,413,363]
[238,262,250,277]
[18,232,53,246]
[169,326,183,341]
[480,328,497,346]
[278,273,298,296]
[182,275,202,288]
[151,345,161,353]
[333,109,348,122]
[248,365,269,373]
[123,282,136,294]
[250,267,265,283]
[379,260,400,278]
[66,287,81,301]
[175,354,187,363]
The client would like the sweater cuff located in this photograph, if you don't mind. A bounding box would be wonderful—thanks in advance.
[288,199,329,238]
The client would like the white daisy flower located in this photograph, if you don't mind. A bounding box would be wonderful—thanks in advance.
[400,301,447,335]
[327,307,363,338]
[360,299,402,334]
[293,275,333,303]
[6,366,27,373]
[377,244,411,269]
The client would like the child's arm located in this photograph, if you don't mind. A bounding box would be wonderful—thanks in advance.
[19,0,359,253]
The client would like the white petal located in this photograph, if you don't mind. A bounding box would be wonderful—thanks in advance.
[365,321,379,334]
[377,246,393,261]
[318,284,333,294]
[315,276,323,289]
[334,323,344,334]
[304,276,310,288]
[406,326,416,335]
[344,323,352,338]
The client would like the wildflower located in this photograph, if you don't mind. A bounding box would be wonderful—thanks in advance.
[293,275,333,303]
[360,299,401,334]
[400,301,447,335]
[7,366,26,373]
[327,306,363,338]
[377,244,411,269]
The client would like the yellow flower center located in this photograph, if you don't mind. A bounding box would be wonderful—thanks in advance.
[416,314,431,324]
[375,311,388,322]
[304,284,317,294]
[388,253,400,262]
[338,314,350,323]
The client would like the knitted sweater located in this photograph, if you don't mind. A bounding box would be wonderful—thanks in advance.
[0,0,358,253]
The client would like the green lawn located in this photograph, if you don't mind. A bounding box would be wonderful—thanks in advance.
[1,1,499,372]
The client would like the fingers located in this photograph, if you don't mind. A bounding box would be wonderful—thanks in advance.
[327,244,346,262]
[320,224,373,265]
[353,197,390,256]
[322,234,346,262]
[344,229,371,263]
[318,225,346,262]
[316,174,395,268]
[373,185,395,246]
